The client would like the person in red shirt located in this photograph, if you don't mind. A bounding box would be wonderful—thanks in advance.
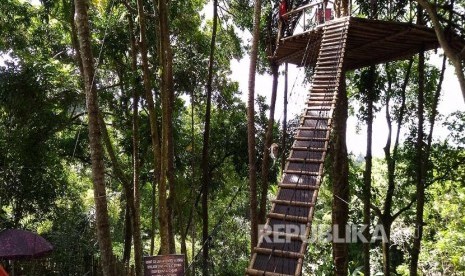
[279,0,288,21]
[0,264,9,276]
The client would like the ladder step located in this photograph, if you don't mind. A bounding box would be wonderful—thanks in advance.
[283,170,319,176]
[314,71,340,79]
[315,67,341,72]
[312,79,336,84]
[324,25,346,33]
[305,107,332,111]
[279,183,320,190]
[267,212,309,224]
[317,60,340,65]
[323,31,345,38]
[318,53,339,60]
[319,44,344,51]
[324,30,347,36]
[322,35,344,42]
[324,25,345,31]
[245,268,294,276]
[310,82,338,87]
[309,92,334,96]
[287,157,324,163]
[294,136,329,141]
[316,57,341,63]
[261,230,305,241]
[254,247,305,259]
[310,88,333,94]
[313,74,337,79]
[321,41,344,47]
[272,199,315,208]
[291,146,326,151]
[307,96,335,101]
[319,50,340,55]
[306,96,336,100]
[315,66,339,70]
[323,31,346,37]
[297,126,329,131]
[302,115,331,120]
[325,21,346,27]
[308,89,337,94]
[309,85,336,90]
[306,101,336,106]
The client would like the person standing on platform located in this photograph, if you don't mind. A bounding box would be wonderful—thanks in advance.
[278,0,289,38]
[279,0,288,21]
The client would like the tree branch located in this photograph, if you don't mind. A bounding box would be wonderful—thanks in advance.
[392,198,415,221]
[415,0,465,103]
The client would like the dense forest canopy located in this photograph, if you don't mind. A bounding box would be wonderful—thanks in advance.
[0,0,464,275]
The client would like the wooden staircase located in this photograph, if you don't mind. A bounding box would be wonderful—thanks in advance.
[246,17,349,276]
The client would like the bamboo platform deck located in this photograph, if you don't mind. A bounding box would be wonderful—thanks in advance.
[273,16,465,70]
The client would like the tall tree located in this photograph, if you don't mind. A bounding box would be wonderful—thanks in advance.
[128,4,145,273]
[411,11,427,271]
[258,4,280,224]
[247,0,262,252]
[410,47,425,276]
[201,0,218,274]
[133,0,165,256]
[332,76,349,276]
[373,59,413,275]
[74,0,113,274]
[125,15,141,276]
[331,3,350,275]
[258,62,279,224]
[362,65,377,276]
[281,63,288,173]
[362,4,377,274]
[158,0,176,254]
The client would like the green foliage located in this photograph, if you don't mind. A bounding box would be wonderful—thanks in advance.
[0,63,75,227]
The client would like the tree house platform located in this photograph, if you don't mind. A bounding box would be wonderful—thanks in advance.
[247,16,464,276]
[273,16,465,70]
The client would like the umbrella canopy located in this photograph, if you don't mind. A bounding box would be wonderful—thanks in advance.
[0,229,53,260]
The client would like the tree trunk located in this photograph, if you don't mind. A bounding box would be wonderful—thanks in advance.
[201,1,218,274]
[335,0,350,17]
[158,0,176,254]
[332,75,349,276]
[362,65,376,276]
[281,63,288,173]
[98,113,136,269]
[74,1,113,275]
[247,0,262,253]
[415,0,465,103]
[128,9,143,275]
[123,204,132,263]
[258,62,279,224]
[190,89,196,276]
[134,0,166,255]
[379,59,412,275]
[381,216,392,276]
[410,48,426,276]
[69,0,83,76]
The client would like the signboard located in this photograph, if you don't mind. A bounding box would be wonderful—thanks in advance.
[143,254,185,276]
